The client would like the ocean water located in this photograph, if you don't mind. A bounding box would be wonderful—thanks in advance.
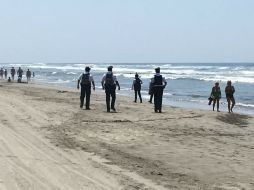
[2,62,254,115]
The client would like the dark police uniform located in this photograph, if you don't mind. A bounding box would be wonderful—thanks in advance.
[151,72,167,113]
[132,76,142,103]
[78,72,94,109]
[101,71,119,112]
[17,68,23,83]
[26,69,31,82]
[11,67,15,80]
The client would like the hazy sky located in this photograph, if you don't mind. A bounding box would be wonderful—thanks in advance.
[0,0,253,63]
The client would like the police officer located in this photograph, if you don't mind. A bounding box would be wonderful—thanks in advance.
[4,69,7,79]
[77,66,95,110]
[150,67,167,113]
[0,68,3,79]
[132,73,142,103]
[17,67,23,83]
[11,67,16,80]
[101,66,120,112]
[26,69,32,83]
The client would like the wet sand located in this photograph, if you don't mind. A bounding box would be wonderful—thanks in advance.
[0,81,254,190]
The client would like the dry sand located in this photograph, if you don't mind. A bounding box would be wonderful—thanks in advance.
[0,81,254,190]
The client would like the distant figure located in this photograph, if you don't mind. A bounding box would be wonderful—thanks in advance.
[17,67,23,83]
[11,67,16,80]
[101,66,120,112]
[4,69,7,79]
[8,77,11,82]
[150,67,167,113]
[225,80,235,113]
[0,68,3,79]
[148,82,154,103]
[132,73,142,103]
[26,69,32,83]
[210,82,221,112]
[33,72,35,78]
[77,66,95,110]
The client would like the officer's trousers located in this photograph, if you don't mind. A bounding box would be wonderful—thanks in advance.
[80,85,91,109]
[153,87,163,112]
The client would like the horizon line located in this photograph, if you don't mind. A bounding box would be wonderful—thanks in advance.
[1,62,254,64]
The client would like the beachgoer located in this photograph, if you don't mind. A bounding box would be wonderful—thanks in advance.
[8,77,11,82]
[148,82,154,103]
[11,67,15,80]
[101,66,120,112]
[77,66,95,110]
[132,73,142,103]
[0,68,3,79]
[17,67,23,83]
[225,80,235,113]
[33,72,35,78]
[4,69,7,79]
[150,67,167,113]
[26,69,32,83]
[210,82,221,112]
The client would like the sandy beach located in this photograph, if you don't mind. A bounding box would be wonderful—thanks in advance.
[0,81,254,190]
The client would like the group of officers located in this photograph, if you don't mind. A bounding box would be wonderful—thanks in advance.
[0,67,33,83]
[77,66,167,113]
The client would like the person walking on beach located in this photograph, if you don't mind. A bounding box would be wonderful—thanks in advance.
[17,67,23,83]
[209,82,221,112]
[101,66,120,112]
[132,73,142,103]
[11,67,16,80]
[26,69,32,83]
[4,69,7,79]
[77,66,95,110]
[150,67,167,113]
[0,68,3,79]
[225,80,235,113]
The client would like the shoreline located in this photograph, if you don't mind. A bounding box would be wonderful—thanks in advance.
[2,77,254,117]
[1,80,254,189]
[25,79,254,116]
[1,62,254,116]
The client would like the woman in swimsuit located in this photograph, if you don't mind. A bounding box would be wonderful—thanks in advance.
[225,80,235,113]
[210,82,221,112]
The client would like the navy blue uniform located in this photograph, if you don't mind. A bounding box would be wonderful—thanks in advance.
[79,73,92,109]
[104,73,116,112]
[133,78,142,103]
[153,75,164,112]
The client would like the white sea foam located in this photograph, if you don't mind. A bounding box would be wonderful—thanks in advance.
[169,65,215,70]
[218,67,229,70]
[66,72,77,75]
[201,76,254,83]
[236,103,254,108]
[48,79,71,84]
[160,64,172,68]
[239,70,254,75]
[163,92,173,96]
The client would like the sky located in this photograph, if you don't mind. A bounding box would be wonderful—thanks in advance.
[0,0,254,63]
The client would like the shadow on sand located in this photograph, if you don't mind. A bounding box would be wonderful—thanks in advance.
[217,113,250,127]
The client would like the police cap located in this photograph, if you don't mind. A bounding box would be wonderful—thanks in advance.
[108,66,113,71]
[155,67,160,73]
[85,66,90,72]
